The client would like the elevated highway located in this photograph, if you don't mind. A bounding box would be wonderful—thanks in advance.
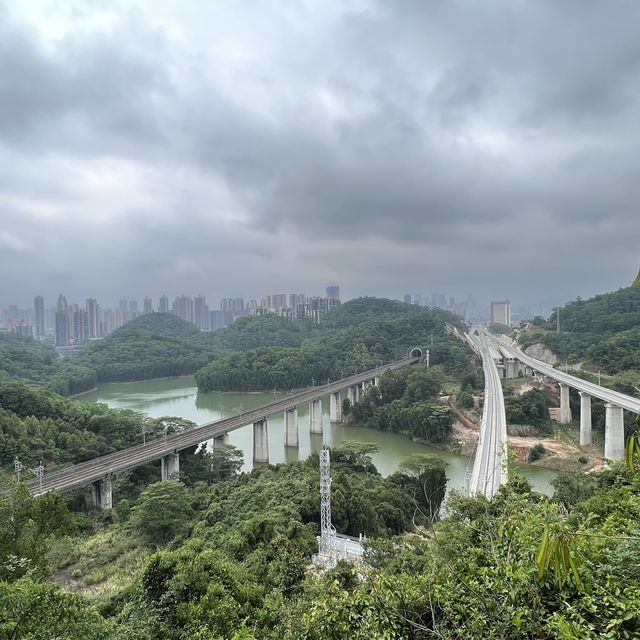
[484,332,640,460]
[466,327,508,498]
[26,355,422,505]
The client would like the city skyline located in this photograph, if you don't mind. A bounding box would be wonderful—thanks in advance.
[1,3,639,307]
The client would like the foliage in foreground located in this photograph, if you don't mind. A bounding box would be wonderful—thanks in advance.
[2,452,640,638]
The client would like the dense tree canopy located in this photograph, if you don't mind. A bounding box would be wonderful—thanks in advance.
[0,332,97,396]
[519,286,640,378]
[196,310,473,392]
[347,365,454,444]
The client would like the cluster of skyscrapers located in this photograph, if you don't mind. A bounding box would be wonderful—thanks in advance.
[1,285,341,346]
[403,292,482,321]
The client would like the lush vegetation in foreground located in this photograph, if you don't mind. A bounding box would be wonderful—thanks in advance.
[2,444,640,638]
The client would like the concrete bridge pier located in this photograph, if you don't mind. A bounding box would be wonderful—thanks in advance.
[92,476,112,510]
[579,392,592,446]
[330,391,342,422]
[354,385,361,402]
[284,408,299,447]
[558,383,572,424]
[253,419,269,463]
[309,398,323,434]
[214,433,229,446]
[161,452,180,480]
[374,376,380,386]
[604,403,625,461]
[505,359,517,379]
[347,386,356,407]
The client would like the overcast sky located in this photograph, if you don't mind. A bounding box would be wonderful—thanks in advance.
[1,0,640,309]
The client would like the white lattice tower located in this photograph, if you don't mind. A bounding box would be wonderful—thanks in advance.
[319,447,332,554]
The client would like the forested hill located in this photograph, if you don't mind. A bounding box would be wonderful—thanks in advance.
[195,309,472,392]
[0,299,464,392]
[0,332,96,396]
[319,296,423,329]
[73,314,307,385]
[110,312,202,340]
[519,285,640,381]
[74,313,219,383]
[543,286,640,334]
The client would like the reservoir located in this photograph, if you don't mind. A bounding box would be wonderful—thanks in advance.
[80,376,558,495]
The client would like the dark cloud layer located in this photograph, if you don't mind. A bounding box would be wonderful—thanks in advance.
[1,0,640,308]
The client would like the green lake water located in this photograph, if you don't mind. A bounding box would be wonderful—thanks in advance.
[79,376,558,495]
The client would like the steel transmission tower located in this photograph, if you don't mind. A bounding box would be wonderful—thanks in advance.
[319,447,335,554]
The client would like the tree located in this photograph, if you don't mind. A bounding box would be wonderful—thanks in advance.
[394,454,448,522]
[0,576,113,639]
[130,481,194,545]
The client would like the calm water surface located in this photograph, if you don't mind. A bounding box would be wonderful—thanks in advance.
[79,376,557,495]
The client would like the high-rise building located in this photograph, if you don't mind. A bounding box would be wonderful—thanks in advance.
[143,296,153,314]
[403,294,412,305]
[490,300,511,326]
[289,293,304,308]
[194,295,208,329]
[128,300,138,314]
[15,321,33,337]
[34,295,45,340]
[72,306,89,343]
[55,294,69,346]
[119,299,128,313]
[173,295,194,324]
[159,295,169,313]
[86,298,99,339]
[326,284,340,301]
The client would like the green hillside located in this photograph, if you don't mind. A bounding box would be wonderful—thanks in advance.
[319,296,422,329]
[519,286,640,381]
[195,308,471,392]
[0,332,96,396]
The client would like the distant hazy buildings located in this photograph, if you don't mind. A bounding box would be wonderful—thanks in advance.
[490,300,511,326]
[34,295,45,340]
[2,285,342,345]
[326,284,340,300]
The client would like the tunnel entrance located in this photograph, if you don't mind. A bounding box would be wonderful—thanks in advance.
[409,347,423,358]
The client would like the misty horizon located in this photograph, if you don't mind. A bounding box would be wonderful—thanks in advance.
[2,2,640,309]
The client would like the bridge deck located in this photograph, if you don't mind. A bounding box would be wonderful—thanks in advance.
[26,357,420,496]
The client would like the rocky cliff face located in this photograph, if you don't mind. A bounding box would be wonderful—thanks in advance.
[524,343,558,365]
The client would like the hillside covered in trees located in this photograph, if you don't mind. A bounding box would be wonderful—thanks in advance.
[519,285,640,383]
[0,332,97,396]
[195,308,471,392]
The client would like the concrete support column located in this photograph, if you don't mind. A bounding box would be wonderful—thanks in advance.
[91,476,113,510]
[347,386,356,406]
[354,385,361,403]
[330,391,342,422]
[214,433,229,446]
[558,383,572,424]
[373,376,380,386]
[161,452,180,480]
[604,403,625,461]
[253,418,269,463]
[505,360,516,379]
[579,392,592,446]
[284,408,299,447]
[309,398,323,434]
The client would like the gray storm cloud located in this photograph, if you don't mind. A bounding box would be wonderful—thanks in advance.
[0,0,639,307]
